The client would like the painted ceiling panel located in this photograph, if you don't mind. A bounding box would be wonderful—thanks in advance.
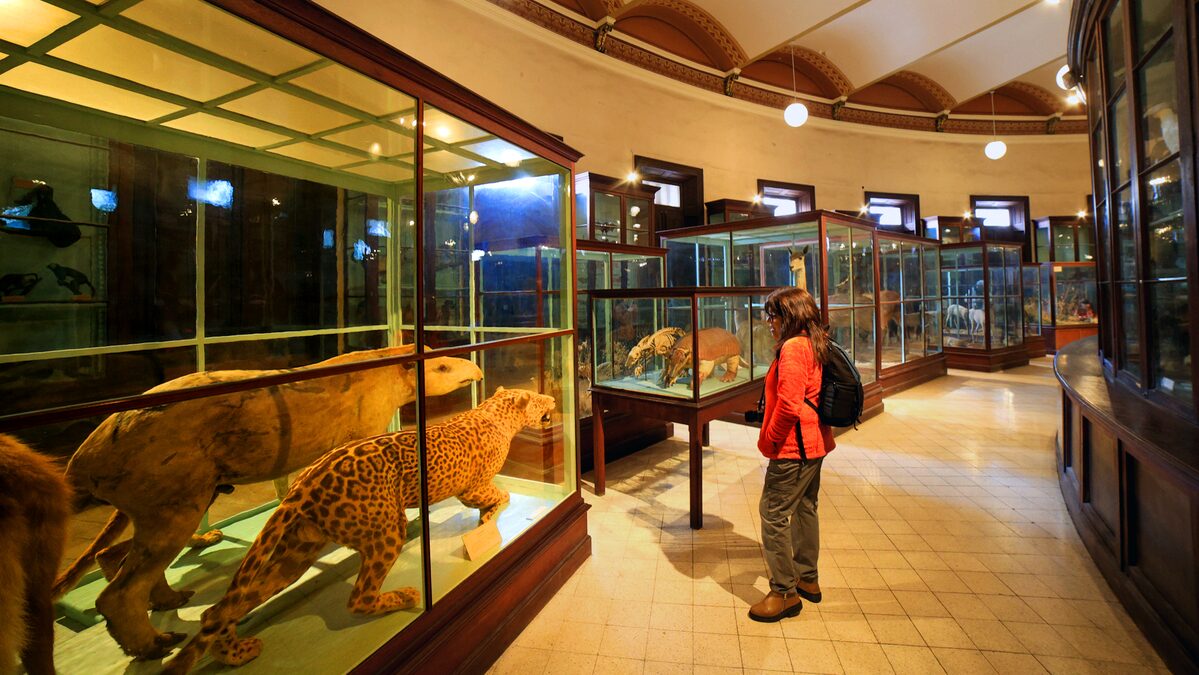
[906,0,1072,104]
[2,0,77,48]
[690,0,864,61]
[793,0,1034,88]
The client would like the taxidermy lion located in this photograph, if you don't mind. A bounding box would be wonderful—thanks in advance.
[52,344,483,659]
[0,434,69,675]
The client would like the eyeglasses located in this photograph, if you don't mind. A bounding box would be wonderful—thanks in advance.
[765,312,780,320]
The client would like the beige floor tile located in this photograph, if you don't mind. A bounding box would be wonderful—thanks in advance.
[692,606,738,634]
[956,618,1024,653]
[935,593,998,621]
[739,635,793,672]
[609,600,653,628]
[883,644,947,673]
[782,614,832,641]
[866,614,926,646]
[975,594,1039,622]
[786,638,843,674]
[916,569,972,594]
[693,632,743,668]
[490,645,553,675]
[822,613,878,643]
[645,628,693,664]
[911,617,976,649]
[878,567,929,591]
[559,621,605,654]
[648,603,694,631]
[982,650,1050,673]
[841,567,889,590]
[1035,655,1102,674]
[932,647,999,674]
[593,655,646,674]
[833,641,895,674]
[598,625,649,660]
[851,589,905,615]
[543,651,598,675]
[892,590,951,617]
[691,666,744,675]
[1004,621,1082,657]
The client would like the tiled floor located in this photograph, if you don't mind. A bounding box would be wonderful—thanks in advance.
[491,360,1169,674]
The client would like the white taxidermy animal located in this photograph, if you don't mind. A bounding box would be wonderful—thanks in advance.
[968,308,985,338]
[946,304,969,331]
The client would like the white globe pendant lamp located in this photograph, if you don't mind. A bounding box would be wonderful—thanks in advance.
[783,48,808,128]
[984,91,1006,160]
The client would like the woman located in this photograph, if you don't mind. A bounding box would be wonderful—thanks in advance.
[749,286,835,623]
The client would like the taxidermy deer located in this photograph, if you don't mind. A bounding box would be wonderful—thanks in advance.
[788,246,810,291]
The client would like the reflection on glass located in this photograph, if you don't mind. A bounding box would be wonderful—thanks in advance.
[625,197,650,246]
[854,306,876,384]
[1053,223,1077,262]
[593,191,620,243]
[1104,1,1127,94]
[1078,219,1096,262]
[1135,0,1173,58]
[1148,281,1191,406]
[1138,37,1179,167]
[1109,91,1131,186]
[1119,282,1142,378]
[1036,223,1051,262]
[1023,266,1042,336]
[826,225,851,306]
[1055,266,1099,326]
[1143,160,1185,280]
[1114,189,1135,280]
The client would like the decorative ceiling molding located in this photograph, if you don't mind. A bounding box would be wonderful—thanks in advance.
[484,0,1084,135]
[613,0,747,71]
[738,45,849,99]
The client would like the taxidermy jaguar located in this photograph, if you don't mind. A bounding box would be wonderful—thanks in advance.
[162,387,556,673]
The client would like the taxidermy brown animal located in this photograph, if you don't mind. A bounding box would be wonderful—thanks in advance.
[53,345,483,660]
[625,327,684,376]
[162,388,556,674]
[788,245,811,291]
[660,327,747,387]
[0,434,70,675]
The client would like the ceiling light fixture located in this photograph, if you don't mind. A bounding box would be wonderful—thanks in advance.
[626,171,639,182]
[1066,93,1080,106]
[783,48,808,128]
[984,91,1007,160]
[1055,65,1071,90]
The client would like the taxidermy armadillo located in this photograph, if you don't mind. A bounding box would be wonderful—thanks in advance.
[47,263,94,296]
[660,327,748,388]
[0,272,40,297]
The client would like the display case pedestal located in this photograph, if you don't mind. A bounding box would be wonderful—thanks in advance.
[592,384,763,529]
[878,354,948,395]
[945,344,1029,372]
[1045,325,1098,354]
[1024,334,1048,359]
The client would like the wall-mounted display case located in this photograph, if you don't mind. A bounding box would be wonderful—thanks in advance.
[1043,262,1100,352]
[705,197,772,224]
[0,2,586,673]
[1034,215,1098,263]
[925,215,978,244]
[1022,263,1050,358]
[875,232,946,392]
[940,242,1029,371]
[575,172,657,246]
[1062,3,1199,670]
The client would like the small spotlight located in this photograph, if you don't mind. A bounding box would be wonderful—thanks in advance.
[1066,94,1079,105]
[1045,0,1060,5]
[752,194,762,204]
[626,172,639,182]
[963,211,972,219]
[859,205,869,214]
[1077,210,1088,218]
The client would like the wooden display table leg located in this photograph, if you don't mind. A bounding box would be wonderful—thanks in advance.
[689,416,703,529]
[701,422,711,447]
[592,393,606,496]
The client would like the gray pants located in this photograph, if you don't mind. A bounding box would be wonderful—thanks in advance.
[759,457,823,593]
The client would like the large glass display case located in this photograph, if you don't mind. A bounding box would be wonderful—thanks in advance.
[660,211,881,389]
[705,197,771,224]
[0,2,584,672]
[875,233,944,375]
[1022,263,1050,357]
[575,172,657,246]
[940,242,1028,370]
[1043,262,1100,352]
[1034,215,1098,263]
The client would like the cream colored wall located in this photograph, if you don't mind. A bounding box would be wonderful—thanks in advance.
[320,0,1092,217]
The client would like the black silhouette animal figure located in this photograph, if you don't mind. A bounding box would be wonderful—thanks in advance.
[46,263,94,296]
[0,272,39,297]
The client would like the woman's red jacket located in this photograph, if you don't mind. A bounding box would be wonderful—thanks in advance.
[756,336,835,460]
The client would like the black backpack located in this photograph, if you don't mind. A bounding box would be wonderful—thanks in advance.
[804,339,863,428]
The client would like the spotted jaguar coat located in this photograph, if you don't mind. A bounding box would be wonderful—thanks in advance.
[163,388,556,673]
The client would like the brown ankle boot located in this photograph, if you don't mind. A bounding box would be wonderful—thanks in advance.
[748,590,802,623]
[796,579,822,603]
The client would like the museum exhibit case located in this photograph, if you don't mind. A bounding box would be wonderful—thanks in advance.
[924,215,975,243]
[1033,214,1098,263]
[575,241,671,466]
[940,242,1029,371]
[0,1,587,673]
[659,210,886,414]
[574,171,658,246]
[705,197,772,224]
[1022,263,1050,358]
[875,232,946,393]
[1062,1,1199,670]
[587,286,773,527]
[1043,262,1101,352]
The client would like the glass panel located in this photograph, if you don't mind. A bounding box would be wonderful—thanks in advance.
[1114,188,1136,280]
[575,183,589,240]
[1109,91,1131,186]
[1143,160,1185,280]
[1041,264,1052,325]
[1092,124,1108,200]
[854,306,876,384]
[1135,0,1173,58]
[901,243,922,299]
[1036,222,1051,262]
[612,252,662,289]
[924,298,942,355]
[942,247,984,349]
[1055,265,1100,326]
[900,301,922,362]
[1118,282,1143,378]
[826,224,852,306]
[1053,223,1077,262]
[594,295,692,399]
[1148,281,1191,406]
[1023,266,1042,336]
[1078,218,1096,262]
[592,191,620,243]
[625,197,650,246]
[1104,1,1126,95]
[879,238,902,298]
[733,241,758,286]
[1138,36,1179,167]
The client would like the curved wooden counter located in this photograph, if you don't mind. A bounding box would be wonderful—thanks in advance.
[1054,337,1199,672]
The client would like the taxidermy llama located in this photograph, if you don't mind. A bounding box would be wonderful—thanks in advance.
[0,434,69,675]
[162,388,556,674]
[53,345,483,659]
[789,246,810,291]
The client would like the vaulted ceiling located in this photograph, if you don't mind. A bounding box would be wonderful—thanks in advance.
[494,0,1086,134]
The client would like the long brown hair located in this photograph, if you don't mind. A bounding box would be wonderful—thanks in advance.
[764,287,830,364]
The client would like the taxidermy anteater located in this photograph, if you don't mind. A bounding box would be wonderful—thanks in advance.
[47,263,94,296]
[0,434,70,675]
